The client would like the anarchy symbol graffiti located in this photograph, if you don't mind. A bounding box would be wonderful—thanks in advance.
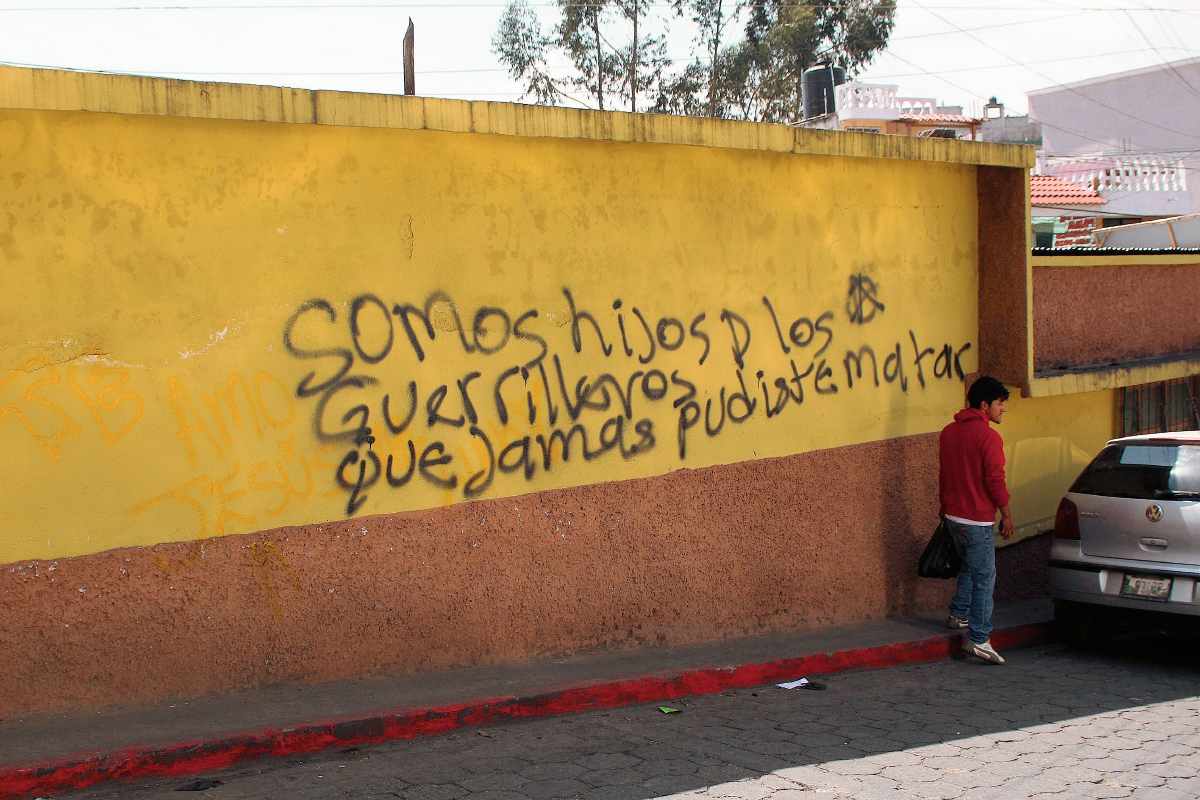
[846,273,884,325]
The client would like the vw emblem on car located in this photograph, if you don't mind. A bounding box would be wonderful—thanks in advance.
[1146,504,1164,523]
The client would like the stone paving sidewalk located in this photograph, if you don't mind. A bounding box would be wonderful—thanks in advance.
[52,639,1200,800]
[666,697,1200,799]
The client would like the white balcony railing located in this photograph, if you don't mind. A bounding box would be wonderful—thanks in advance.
[1039,155,1189,193]
[836,83,895,113]
[896,97,937,115]
[834,83,938,121]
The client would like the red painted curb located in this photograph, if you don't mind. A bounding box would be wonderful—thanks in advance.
[0,621,1052,798]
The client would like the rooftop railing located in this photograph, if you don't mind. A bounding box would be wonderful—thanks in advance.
[835,83,937,119]
[1039,155,1188,193]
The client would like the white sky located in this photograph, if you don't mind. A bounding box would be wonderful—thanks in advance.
[0,0,1198,116]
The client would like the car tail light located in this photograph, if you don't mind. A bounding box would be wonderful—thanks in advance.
[1054,497,1080,540]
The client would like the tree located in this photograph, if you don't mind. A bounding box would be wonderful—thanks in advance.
[495,0,896,122]
[669,0,743,117]
[557,0,620,110]
[493,0,617,109]
[736,0,897,122]
[657,0,895,122]
[493,0,670,112]
[493,0,563,105]
[615,0,671,112]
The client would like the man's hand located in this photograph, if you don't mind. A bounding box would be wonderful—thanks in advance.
[999,507,1015,540]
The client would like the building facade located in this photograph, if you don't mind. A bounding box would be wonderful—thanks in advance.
[801,82,982,140]
[1028,57,1200,220]
[1030,174,1106,248]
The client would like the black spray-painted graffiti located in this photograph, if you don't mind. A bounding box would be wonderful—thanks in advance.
[282,274,972,516]
[846,274,885,324]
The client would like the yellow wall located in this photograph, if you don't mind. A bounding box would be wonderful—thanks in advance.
[999,389,1118,542]
[0,105,990,563]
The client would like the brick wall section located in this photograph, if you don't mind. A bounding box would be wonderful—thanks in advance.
[977,166,1031,390]
[1033,262,1200,372]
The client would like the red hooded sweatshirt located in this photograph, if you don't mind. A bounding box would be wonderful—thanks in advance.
[939,407,1011,523]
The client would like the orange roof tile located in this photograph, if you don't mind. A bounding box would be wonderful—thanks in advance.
[1031,174,1107,206]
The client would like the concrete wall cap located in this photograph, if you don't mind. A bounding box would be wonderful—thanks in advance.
[0,65,1035,169]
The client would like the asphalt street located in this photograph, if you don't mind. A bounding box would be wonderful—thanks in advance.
[52,637,1200,800]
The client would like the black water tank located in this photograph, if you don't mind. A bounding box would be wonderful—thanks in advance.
[801,64,847,119]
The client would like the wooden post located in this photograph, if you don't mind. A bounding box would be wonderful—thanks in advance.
[403,19,416,96]
[630,0,638,112]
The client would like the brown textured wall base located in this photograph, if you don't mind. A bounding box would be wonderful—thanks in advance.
[0,434,959,717]
[1033,262,1200,372]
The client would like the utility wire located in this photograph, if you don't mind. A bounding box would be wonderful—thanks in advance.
[908,0,1200,142]
[0,2,1198,8]
[894,8,1096,39]
[1149,5,1197,61]
[0,62,510,74]
[1036,116,1200,159]
[1122,5,1200,97]
[6,36,1194,78]
[867,35,1197,158]
[869,45,1198,80]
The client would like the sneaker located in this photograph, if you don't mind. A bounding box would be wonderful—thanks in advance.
[963,640,1006,665]
[946,615,969,629]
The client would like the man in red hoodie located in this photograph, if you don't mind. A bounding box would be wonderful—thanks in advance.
[940,376,1013,665]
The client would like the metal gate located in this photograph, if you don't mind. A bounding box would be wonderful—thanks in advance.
[1122,376,1200,435]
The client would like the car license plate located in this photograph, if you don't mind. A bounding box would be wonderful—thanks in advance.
[1120,574,1173,602]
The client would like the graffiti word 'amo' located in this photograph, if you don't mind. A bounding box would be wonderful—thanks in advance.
[167,372,297,465]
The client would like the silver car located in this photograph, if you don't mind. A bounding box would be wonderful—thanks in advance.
[1050,431,1200,643]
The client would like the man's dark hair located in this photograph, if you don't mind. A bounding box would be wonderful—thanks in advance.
[967,376,1010,408]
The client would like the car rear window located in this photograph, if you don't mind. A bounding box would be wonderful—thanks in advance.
[1071,443,1200,500]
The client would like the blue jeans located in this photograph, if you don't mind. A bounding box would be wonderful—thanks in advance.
[947,521,996,645]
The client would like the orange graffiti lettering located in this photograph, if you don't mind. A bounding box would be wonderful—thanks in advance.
[247,436,314,516]
[67,362,144,444]
[248,461,287,515]
[0,356,82,460]
[206,461,256,537]
[203,374,264,445]
[167,377,223,464]
[130,474,213,540]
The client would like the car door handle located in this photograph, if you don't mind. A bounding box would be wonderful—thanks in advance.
[1139,537,1168,550]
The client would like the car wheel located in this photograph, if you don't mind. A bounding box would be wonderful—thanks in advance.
[1054,600,1114,649]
